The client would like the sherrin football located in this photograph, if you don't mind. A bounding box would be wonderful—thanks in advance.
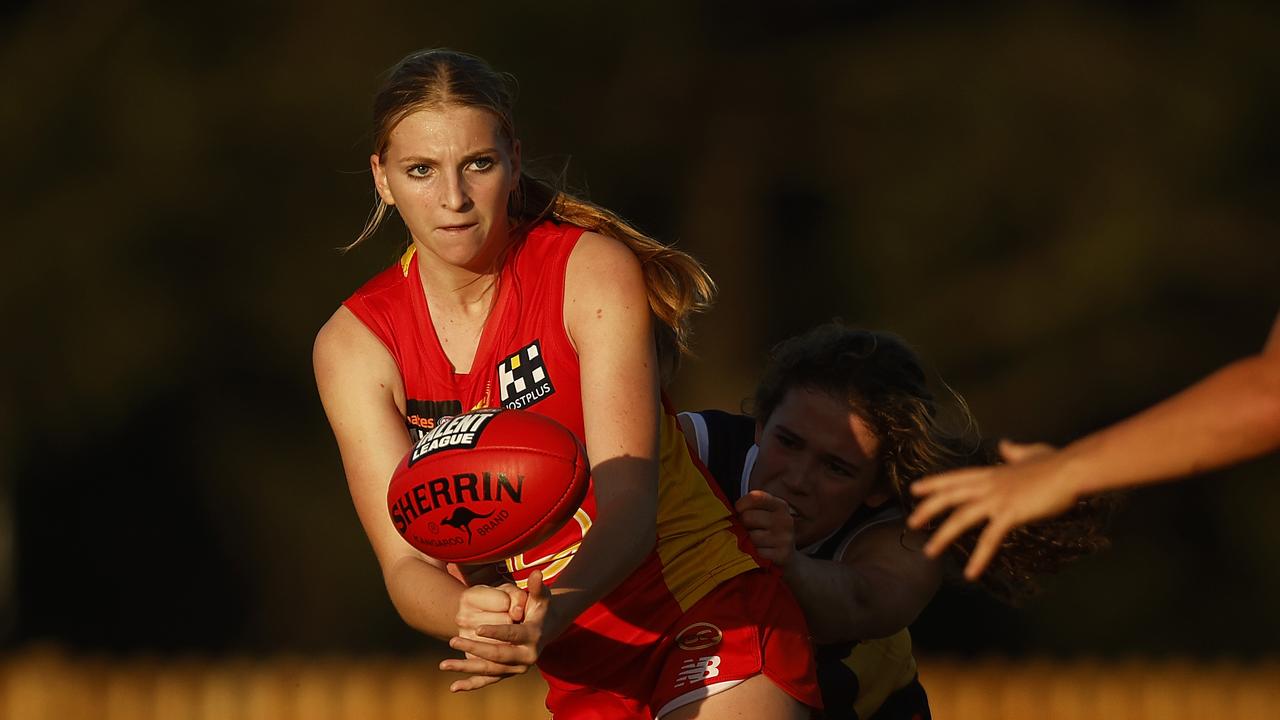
[387,408,590,564]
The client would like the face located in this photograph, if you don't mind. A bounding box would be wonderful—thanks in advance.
[750,386,890,548]
[370,104,521,271]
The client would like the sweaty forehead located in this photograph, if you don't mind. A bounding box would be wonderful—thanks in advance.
[385,105,505,157]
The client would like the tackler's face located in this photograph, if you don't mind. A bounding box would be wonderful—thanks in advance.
[371,104,521,271]
[750,387,890,549]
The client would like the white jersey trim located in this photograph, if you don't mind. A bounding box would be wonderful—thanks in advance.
[655,679,745,718]
[678,411,711,466]
[832,510,904,561]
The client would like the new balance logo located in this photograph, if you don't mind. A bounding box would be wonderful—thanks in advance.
[673,656,721,688]
[498,340,556,409]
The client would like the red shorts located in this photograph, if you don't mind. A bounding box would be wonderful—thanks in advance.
[539,569,821,719]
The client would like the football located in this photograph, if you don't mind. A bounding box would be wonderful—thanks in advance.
[386,408,590,564]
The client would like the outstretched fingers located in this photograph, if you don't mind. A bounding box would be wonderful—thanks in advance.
[999,439,1055,463]
[907,471,987,530]
[921,501,992,559]
[965,519,1013,580]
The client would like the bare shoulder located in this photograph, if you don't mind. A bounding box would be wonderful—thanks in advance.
[839,518,926,565]
[563,231,648,343]
[314,306,400,393]
[840,518,943,598]
[566,230,644,289]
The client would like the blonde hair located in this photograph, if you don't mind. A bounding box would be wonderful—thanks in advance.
[349,48,713,376]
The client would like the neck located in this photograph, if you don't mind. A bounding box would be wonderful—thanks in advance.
[416,256,500,312]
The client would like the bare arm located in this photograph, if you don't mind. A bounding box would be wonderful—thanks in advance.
[447,232,660,683]
[314,307,482,640]
[909,311,1280,579]
[541,230,660,634]
[736,490,940,643]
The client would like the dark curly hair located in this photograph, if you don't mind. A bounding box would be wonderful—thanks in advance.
[751,322,1110,602]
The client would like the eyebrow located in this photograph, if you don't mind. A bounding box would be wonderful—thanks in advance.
[396,148,501,166]
[774,423,868,472]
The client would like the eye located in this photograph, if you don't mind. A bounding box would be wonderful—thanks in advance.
[826,460,855,478]
[468,156,496,171]
[407,164,433,178]
[774,432,801,450]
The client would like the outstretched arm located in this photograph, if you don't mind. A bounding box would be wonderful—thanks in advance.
[908,311,1280,579]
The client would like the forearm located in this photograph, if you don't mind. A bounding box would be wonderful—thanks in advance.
[540,463,657,638]
[384,554,469,641]
[1061,354,1280,497]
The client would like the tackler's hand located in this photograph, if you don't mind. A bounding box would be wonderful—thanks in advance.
[735,490,798,568]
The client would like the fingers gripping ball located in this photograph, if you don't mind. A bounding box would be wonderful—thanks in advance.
[387,409,590,564]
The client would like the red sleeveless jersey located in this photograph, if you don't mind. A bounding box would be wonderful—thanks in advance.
[344,221,762,671]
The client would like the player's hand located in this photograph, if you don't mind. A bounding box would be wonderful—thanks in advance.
[442,581,531,691]
[907,439,1074,580]
[735,490,797,568]
[442,570,552,692]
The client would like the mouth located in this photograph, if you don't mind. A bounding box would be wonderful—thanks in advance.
[435,223,477,234]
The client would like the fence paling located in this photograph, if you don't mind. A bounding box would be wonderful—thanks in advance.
[2,652,1279,720]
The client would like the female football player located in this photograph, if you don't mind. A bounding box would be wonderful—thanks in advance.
[314,49,820,719]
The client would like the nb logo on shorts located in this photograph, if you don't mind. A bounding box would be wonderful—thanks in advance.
[673,656,721,688]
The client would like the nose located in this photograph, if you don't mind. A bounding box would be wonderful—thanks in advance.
[439,169,472,212]
[778,461,814,496]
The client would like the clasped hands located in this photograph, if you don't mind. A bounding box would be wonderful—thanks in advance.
[440,569,552,693]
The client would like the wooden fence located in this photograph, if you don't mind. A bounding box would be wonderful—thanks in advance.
[2,649,1278,719]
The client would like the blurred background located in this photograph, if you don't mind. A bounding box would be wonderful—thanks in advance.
[1,0,1277,716]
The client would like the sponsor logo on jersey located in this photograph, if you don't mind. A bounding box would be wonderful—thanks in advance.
[498,340,555,409]
[676,622,724,651]
[408,409,499,465]
[405,399,464,442]
[673,656,721,688]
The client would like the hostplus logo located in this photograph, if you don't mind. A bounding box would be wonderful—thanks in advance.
[498,340,555,409]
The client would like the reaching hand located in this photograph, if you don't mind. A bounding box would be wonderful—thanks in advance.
[907,440,1073,580]
[735,490,797,568]
[441,570,552,692]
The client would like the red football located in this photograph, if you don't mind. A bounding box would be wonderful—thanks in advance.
[387,408,590,564]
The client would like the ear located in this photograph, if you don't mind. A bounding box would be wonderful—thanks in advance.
[864,474,895,508]
[509,138,522,179]
[370,153,396,206]
[864,488,893,508]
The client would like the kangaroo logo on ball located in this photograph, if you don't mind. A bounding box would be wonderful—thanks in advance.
[441,507,495,543]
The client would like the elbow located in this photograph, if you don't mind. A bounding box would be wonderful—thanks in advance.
[634,526,657,562]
